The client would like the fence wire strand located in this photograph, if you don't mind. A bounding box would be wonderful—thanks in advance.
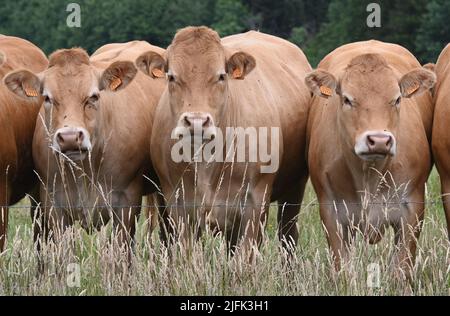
[0,199,447,209]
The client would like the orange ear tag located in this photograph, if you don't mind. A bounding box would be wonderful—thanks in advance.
[406,82,420,96]
[232,68,242,79]
[110,77,122,91]
[24,87,38,97]
[152,68,165,78]
[319,85,333,97]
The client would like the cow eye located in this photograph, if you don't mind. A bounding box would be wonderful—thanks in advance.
[89,94,100,103]
[218,74,226,82]
[394,96,401,107]
[44,95,52,104]
[343,96,353,107]
[168,74,175,83]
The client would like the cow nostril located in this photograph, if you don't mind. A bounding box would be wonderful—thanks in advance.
[203,116,210,127]
[77,131,84,142]
[57,133,64,144]
[386,136,392,146]
[184,116,191,127]
[367,136,375,146]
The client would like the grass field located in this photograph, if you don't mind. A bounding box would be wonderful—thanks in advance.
[0,169,449,295]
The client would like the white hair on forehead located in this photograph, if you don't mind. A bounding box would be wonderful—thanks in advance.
[42,87,53,98]
[89,85,100,96]
[342,92,354,102]
[42,88,53,111]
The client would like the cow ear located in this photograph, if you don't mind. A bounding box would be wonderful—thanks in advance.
[99,61,138,92]
[226,52,256,80]
[136,51,166,79]
[305,69,337,98]
[400,67,436,98]
[3,69,42,99]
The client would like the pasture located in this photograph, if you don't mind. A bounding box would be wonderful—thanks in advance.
[0,0,449,300]
[1,169,448,296]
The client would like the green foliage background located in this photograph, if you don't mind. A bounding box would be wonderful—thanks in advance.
[0,0,449,66]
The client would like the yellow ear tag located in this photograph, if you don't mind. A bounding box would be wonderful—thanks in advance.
[152,68,164,78]
[232,68,242,79]
[406,82,420,96]
[110,77,122,91]
[319,85,333,97]
[24,87,38,97]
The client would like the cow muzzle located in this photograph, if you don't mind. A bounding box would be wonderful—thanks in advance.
[354,131,396,161]
[173,112,217,141]
[53,127,92,161]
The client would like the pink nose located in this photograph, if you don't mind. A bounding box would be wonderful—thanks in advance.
[181,112,213,132]
[56,130,85,152]
[366,134,393,154]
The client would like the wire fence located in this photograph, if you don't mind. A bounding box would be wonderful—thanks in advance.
[1,199,448,209]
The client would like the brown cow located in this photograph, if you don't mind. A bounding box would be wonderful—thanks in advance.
[305,40,435,277]
[136,27,311,257]
[0,35,48,252]
[4,41,165,252]
[432,44,450,239]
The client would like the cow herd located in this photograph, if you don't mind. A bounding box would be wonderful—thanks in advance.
[0,26,449,277]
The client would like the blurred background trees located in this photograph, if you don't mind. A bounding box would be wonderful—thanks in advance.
[0,0,449,66]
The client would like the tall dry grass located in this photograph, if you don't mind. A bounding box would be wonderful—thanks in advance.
[0,169,449,295]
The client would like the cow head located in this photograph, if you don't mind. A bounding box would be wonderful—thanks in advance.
[4,48,137,161]
[136,26,256,142]
[305,54,435,162]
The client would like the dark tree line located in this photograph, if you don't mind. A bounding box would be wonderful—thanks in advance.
[0,0,449,66]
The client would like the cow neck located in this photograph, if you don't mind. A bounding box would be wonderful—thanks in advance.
[343,147,392,202]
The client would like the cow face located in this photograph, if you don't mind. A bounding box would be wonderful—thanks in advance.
[306,54,435,162]
[136,27,255,142]
[4,48,137,161]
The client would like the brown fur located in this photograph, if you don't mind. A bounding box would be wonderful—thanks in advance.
[48,48,90,68]
[0,35,48,252]
[305,40,435,277]
[423,63,436,72]
[7,42,165,254]
[138,27,312,256]
[432,44,450,240]
[170,26,222,54]
[346,53,389,71]
[0,51,5,66]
